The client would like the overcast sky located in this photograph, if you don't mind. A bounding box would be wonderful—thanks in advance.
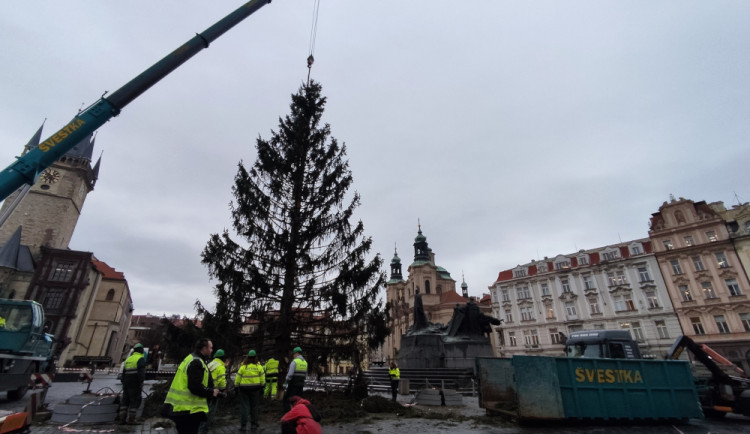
[1,1,748,317]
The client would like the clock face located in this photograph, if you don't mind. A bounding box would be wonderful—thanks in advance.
[40,169,61,184]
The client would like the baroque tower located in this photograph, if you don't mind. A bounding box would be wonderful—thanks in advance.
[0,131,100,258]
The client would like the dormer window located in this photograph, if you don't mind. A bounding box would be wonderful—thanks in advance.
[554,261,570,270]
[602,250,619,261]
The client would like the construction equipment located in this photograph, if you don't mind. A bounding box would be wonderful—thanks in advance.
[0,0,273,202]
[667,335,750,417]
[0,299,55,400]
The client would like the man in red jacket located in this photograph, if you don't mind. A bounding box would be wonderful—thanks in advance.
[280,396,321,434]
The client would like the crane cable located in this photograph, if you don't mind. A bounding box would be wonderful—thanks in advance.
[307,0,321,85]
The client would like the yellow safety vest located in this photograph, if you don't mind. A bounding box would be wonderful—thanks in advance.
[207,358,227,390]
[123,352,144,375]
[389,368,400,380]
[264,358,279,379]
[236,363,264,388]
[164,354,209,414]
[292,357,308,380]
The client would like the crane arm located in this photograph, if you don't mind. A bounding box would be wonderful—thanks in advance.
[0,0,272,202]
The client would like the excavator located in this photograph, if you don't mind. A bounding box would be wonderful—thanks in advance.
[667,335,750,418]
[0,0,273,203]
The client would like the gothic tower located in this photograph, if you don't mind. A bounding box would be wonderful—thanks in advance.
[0,131,100,258]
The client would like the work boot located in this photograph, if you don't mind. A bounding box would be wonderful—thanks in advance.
[117,409,127,424]
[126,409,138,425]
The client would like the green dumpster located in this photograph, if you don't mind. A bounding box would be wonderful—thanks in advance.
[477,355,702,421]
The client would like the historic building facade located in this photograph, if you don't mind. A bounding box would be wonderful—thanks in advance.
[384,227,492,362]
[489,239,682,359]
[0,129,133,366]
[649,197,750,372]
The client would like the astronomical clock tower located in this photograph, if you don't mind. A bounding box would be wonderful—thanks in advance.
[0,133,100,256]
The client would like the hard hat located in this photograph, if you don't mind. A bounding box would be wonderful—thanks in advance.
[293,347,302,353]
[134,343,144,349]
[248,350,256,357]
[214,349,225,358]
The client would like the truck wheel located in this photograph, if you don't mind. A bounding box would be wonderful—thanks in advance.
[7,363,35,400]
[7,383,29,400]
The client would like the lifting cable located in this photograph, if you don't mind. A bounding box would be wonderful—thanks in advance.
[307,0,321,85]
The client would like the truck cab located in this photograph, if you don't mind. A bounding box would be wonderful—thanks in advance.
[0,299,54,400]
[563,329,642,359]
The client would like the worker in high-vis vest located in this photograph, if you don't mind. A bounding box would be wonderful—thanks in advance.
[263,356,279,399]
[388,362,401,402]
[235,349,265,431]
[120,343,146,424]
[282,346,308,413]
[199,349,229,434]
[164,338,219,434]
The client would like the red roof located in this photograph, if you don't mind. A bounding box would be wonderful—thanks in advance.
[92,259,125,280]
[440,290,468,305]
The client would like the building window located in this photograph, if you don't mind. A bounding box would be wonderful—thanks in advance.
[663,240,674,250]
[578,256,589,265]
[555,261,570,270]
[670,259,683,275]
[523,329,539,346]
[684,235,694,246]
[602,251,619,261]
[714,315,730,334]
[645,290,659,309]
[706,231,718,242]
[614,294,635,312]
[607,271,627,286]
[589,299,601,314]
[106,289,115,301]
[540,282,550,296]
[631,245,643,255]
[514,269,527,278]
[507,331,517,347]
[692,256,705,272]
[50,261,76,282]
[546,307,555,319]
[655,320,669,339]
[501,289,510,302]
[741,313,750,332]
[725,278,742,297]
[549,328,564,344]
[43,288,66,310]
[517,286,531,300]
[631,321,644,341]
[561,279,571,293]
[637,267,651,282]
[679,285,693,302]
[505,309,513,323]
[565,301,577,319]
[715,252,729,268]
[691,317,705,335]
[537,263,548,273]
[520,306,534,321]
[583,275,595,290]
[701,282,717,299]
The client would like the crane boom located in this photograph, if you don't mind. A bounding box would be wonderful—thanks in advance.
[0,0,272,202]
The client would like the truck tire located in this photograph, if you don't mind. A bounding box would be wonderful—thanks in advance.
[7,383,29,401]
[7,363,34,400]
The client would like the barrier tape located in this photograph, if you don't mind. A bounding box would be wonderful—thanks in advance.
[31,373,54,388]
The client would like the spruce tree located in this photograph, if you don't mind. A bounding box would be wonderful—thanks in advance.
[200,81,389,376]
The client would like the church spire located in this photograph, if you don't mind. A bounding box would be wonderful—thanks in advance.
[389,245,404,282]
[413,221,430,262]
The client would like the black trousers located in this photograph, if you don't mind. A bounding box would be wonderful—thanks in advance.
[170,411,207,434]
